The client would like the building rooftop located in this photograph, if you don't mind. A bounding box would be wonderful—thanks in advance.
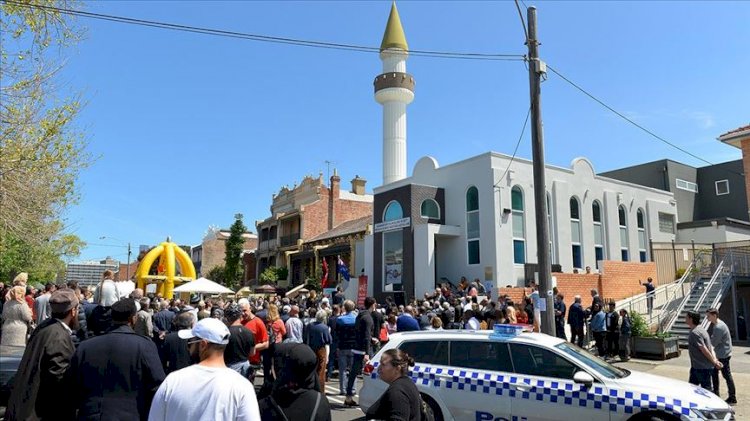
[718,124,750,148]
[307,215,371,243]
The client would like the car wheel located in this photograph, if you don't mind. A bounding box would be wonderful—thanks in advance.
[421,393,444,421]
[629,411,679,421]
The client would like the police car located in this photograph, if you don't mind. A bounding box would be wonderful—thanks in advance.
[359,327,734,421]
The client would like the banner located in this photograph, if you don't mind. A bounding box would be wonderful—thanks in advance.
[357,275,368,308]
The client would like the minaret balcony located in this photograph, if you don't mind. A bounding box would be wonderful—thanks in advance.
[373,72,415,94]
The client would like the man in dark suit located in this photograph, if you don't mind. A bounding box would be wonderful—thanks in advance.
[159,311,195,374]
[6,290,79,421]
[568,295,586,347]
[66,298,165,421]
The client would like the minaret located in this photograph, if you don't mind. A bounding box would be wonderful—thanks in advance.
[374,2,415,185]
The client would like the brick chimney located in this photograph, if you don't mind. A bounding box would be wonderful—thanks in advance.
[328,169,340,230]
[351,175,367,195]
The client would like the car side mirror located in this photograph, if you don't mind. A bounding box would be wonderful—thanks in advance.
[573,371,594,388]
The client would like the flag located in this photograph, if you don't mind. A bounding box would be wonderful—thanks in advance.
[337,255,351,282]
[321,258,329,288]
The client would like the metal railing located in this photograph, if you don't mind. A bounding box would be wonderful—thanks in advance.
[654,251,714,333]
[699,264,734,330]
[616,250,709,327]
[692,260,726,313]
[279,232,300,247]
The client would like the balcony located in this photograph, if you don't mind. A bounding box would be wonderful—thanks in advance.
[280,232,300,247]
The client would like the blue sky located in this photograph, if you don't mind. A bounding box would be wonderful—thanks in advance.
[64,1,749,262]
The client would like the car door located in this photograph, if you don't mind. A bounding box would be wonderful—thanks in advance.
[397,340,451,414]
[431,340,513,421]
[508,343,610,421]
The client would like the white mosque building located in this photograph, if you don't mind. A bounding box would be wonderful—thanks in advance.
[361,4,677,302]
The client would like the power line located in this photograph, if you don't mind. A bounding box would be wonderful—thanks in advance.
[495,107,531,190]
[546,64,743,176]
[1,0,524,62]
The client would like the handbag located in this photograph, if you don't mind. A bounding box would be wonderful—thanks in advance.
[379,326,389,343]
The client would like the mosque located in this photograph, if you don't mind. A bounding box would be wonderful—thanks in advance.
[361,4,677,302]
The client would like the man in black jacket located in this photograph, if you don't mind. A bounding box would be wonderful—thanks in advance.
[605,301,620,359]
[6,290,79,421]
[348,297,375,406]
[568,295,586,347]
[66,298,166,421]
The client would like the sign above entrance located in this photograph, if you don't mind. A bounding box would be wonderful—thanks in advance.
[373,217,411,233]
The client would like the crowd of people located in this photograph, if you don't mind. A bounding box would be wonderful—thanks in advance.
[0,270,737,420]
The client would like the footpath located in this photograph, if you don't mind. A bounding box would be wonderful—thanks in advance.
[616,344,750,420]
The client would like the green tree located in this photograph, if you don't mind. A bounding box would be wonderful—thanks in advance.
[258,267,279,285]
[206,264,226,286]
[1,1,90,280]
[224,214,246,289]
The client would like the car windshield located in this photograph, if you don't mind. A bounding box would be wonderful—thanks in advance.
[555,342,629,379]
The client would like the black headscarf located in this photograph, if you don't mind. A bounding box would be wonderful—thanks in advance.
[272,342,320,397]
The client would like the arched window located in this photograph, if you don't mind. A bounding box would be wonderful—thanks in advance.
[570,197,582,269]
[546,192,556,264]
[619,206,629,261]
[383,200,403,222]
[420,199,440,219]
[466,186,480,264]
[637,208,647,262]
[592,200,605,268]
[511,186,525,264]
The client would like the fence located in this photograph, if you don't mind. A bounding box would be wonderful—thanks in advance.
[651,241,712,283]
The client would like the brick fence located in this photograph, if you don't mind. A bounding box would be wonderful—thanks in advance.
[498,260,657,305]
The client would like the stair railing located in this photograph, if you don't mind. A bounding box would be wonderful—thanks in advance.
[651,251,709,333]
[691,259,725,313]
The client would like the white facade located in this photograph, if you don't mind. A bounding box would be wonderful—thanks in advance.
[367,152,677,293]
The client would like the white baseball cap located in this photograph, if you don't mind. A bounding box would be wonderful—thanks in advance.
[178,317,230,345]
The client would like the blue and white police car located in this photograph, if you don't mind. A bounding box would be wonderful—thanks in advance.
[359,327,734,421]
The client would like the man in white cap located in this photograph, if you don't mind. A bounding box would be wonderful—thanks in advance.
[148,318,261,421]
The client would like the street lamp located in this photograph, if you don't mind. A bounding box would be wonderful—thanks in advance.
[99,236,132,280]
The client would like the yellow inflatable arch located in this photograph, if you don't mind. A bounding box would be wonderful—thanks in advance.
[135,239,196,299]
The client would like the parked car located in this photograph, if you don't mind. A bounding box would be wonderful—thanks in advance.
[0,345,24,404]
[359,329,734,421]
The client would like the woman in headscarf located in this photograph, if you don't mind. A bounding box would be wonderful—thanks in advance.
[259,342,331,421]
[365,348,422,421]
[1,286,33,346]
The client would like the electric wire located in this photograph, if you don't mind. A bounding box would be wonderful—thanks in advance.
[494,107,532,190]
[546,64,744,176]
[1,0,524,61]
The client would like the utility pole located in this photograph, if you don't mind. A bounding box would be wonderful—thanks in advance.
[126,242,132,280]
[527,6,555,335]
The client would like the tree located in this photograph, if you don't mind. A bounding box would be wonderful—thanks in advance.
[224,213,246,289]
[206,264,226,286]
[1,1,90,280]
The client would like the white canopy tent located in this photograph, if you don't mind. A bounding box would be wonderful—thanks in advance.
[172,277,234,294]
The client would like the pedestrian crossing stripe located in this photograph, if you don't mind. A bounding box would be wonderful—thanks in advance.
[369,363,700,418]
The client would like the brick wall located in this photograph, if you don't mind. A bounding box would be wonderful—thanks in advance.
[599,260,657,302]
[117,261,139,281]
[553,273,602,303]
[497,260,657,306]
[301,180,373,241]
[302,199,330,240]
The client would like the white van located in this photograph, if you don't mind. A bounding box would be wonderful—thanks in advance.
[359,330,734,421]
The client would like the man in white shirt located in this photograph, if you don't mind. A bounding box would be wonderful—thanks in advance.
[93,270,119,306]
[148,318,261,421]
